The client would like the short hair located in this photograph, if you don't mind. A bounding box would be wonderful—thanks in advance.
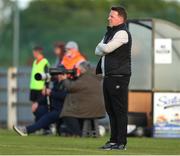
[54,41,66,58]
[111,6,127,21]
[33,46,43,52]
[79,61,91,71]
[54,41,65,52]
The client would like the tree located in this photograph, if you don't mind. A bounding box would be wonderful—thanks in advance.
[0,0,180,66]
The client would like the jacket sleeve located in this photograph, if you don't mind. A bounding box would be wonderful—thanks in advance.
[44,64,49,73]
[63,79,85,93]
[95,38,105,56]
[37,96,47,105]
[50,90,67,100]
[97,30,128,54]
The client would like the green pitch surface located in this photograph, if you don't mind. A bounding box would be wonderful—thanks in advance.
[0,129,180,155]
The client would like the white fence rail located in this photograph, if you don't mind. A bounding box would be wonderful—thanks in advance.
[7,67,17,129]
[0,67,33,129]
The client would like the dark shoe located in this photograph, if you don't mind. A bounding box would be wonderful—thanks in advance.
[111,144,127,150]
[99,141,116,150]
[13,125,28,136]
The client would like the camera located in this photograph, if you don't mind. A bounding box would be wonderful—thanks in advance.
[35,65,77,81]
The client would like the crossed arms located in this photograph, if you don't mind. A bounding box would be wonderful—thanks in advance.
[95,30,128,56]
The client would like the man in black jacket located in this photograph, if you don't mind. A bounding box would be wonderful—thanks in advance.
[13,75,67,136]
[95,6,132,150]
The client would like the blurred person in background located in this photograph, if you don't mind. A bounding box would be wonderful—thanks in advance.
[13,72,67,136]
[53,41,66,67]
[29,46,50,122]
[59,61,105,136]
[61,41,86,76]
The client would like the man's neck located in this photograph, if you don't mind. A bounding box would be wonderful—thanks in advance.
[36,55,44,64]
[112,22,124,27]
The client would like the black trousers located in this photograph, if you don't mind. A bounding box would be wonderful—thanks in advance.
[60,117,83,136]
[103,76,130,145]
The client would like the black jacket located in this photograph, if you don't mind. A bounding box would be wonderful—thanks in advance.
[38,81,67,112]
[50,81,67,111]
[96,23,132,76]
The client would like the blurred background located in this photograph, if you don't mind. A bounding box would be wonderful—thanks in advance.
[0,0,180,138]
[0,0,180,66]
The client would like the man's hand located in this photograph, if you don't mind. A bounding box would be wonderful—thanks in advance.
[95,45,105,56]
[32,102,38,113]
[45,88,51,96]
[42,88,46,96]
[95,38,105,56]
[59,74,67,81]
[42,88,51,96]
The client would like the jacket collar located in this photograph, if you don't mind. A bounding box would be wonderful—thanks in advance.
[107,23,127,32]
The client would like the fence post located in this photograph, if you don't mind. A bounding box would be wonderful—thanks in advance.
[7,67,17,129]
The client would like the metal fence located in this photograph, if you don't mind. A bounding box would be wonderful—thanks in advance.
[0,67,33,128]
[0,68,8,127]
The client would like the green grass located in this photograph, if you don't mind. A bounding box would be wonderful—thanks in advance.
[0,129,180,155]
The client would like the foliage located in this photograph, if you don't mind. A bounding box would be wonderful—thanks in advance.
[0,0,180,66]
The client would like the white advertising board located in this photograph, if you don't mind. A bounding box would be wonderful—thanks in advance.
[153,92,180,138]
[154,38,172,64]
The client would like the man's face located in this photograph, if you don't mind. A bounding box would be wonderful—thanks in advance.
[54,47,62,57]
[108,10,124,27]
[33,51,39,59]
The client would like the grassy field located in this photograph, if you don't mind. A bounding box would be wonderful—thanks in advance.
[0,129,180,155]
